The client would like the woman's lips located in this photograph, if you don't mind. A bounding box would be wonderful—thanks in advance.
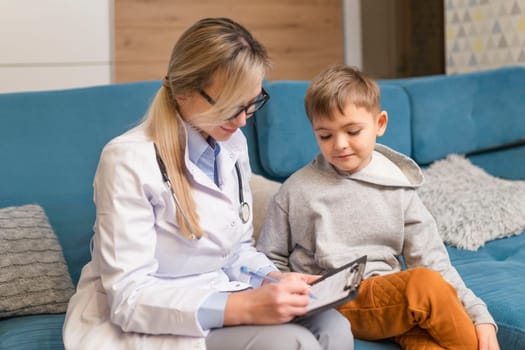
[220,126,236,134]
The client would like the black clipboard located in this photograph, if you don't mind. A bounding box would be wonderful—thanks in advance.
[295,255,367,321]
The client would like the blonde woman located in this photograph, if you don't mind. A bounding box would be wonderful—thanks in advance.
[63,18,352,350]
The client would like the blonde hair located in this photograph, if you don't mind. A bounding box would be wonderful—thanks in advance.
[304,64,380,123]
[144,18,271,239]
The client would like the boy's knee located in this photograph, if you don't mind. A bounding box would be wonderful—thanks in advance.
[409,267,453,294]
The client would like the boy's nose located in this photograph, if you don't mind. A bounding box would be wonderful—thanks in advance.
[334,134,349,150]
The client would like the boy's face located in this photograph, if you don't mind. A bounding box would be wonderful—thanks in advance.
[312,103,388,174]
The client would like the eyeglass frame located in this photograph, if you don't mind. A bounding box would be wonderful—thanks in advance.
[198,87,270,121]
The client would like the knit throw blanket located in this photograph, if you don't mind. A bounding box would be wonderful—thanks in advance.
[418,155,525,250]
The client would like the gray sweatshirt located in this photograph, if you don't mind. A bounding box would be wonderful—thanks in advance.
[257,144,495,326]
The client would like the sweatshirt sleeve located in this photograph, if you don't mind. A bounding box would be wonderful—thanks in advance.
[402,190,497,327]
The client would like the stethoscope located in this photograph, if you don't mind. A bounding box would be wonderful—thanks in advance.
[154,144,250,239]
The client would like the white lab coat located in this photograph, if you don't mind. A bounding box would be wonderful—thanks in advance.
[63,124,275,349]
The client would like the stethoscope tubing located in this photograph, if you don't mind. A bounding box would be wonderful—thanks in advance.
[154,143,250,240]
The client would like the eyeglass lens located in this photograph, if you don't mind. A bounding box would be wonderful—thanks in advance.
[199,88,269,121]
[227,96,267,120]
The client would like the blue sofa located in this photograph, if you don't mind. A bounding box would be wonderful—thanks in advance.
[1,66,524,349]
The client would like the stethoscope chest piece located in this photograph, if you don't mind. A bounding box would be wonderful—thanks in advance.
[234,162,251,224]
[239,201,250,224]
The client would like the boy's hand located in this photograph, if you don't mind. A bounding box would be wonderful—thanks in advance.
[475,323,499,350]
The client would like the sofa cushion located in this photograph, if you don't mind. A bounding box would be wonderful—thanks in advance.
[447,233,525,350]
[253,81,412,180]
[254,81,316,180]
[376,83,412,158]
[418,155,525,250]
[469,145,525,181]
[396,66,525,165]
[0,81,161,285]
[0,314,65,349]
[0,205,74,318]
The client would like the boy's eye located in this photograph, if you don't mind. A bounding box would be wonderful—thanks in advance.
[318,134,332,140]
[348,129,361,136]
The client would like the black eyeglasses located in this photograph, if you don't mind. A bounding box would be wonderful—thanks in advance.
[198,87,270,121]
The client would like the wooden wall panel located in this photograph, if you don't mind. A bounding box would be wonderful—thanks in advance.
[114,0,343,82]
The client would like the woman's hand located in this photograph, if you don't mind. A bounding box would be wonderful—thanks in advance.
[267,271,321,285]
[475,323,499,350]
[223,273,317,326]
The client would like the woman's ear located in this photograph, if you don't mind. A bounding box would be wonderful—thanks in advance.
[376,111,388,136]
[174,94,188,106]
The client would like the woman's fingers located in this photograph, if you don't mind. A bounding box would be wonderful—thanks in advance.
[224,276,316,326]
[272,271,322,285]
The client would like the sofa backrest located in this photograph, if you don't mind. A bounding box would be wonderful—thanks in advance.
[3,66,523,286]
[391,66,525,166]
[243,80,412,181]
[245,66,525,182]
[0,81,161,284]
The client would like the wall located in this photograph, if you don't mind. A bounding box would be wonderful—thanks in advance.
[0,1,343,91]
[343,0,363,69]
[446,0,525,74]
[0,0,113,93]
[360,0,444,79]
[114,0,344,82]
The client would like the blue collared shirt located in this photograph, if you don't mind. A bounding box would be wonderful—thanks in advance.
[186,125,219,186]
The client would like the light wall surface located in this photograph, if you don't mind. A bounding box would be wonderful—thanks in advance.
[343,0,363,69]
[0,0,343,91]
[0,0,113,93]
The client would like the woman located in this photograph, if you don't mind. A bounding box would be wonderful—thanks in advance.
[63,18,353,350]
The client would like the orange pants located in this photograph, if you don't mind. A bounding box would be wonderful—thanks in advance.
[337,267,478,350]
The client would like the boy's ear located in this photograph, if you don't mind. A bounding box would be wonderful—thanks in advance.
[376,111,388,137]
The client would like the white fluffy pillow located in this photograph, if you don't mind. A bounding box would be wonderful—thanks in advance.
[418,155,525,250]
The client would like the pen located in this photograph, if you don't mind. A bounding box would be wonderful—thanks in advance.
[240,265,316,299]
[240,265,279,283]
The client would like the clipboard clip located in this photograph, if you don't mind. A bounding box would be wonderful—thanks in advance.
[343,259,366,292]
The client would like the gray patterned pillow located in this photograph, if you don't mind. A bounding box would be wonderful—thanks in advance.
[418,155,525,251]
[0,204,75,318]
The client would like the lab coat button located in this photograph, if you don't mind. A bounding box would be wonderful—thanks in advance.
[230,221,235,227]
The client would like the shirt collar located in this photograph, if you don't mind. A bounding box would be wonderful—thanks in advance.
[185,122,216,165]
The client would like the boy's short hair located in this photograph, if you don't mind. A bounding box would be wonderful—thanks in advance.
[304,64,380,123]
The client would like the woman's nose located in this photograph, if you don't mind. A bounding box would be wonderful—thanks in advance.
[232,110,248,127]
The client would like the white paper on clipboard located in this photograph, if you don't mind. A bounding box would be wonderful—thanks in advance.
[296,255,367,319]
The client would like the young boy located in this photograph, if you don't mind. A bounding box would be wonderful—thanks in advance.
[256,64,500,350]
